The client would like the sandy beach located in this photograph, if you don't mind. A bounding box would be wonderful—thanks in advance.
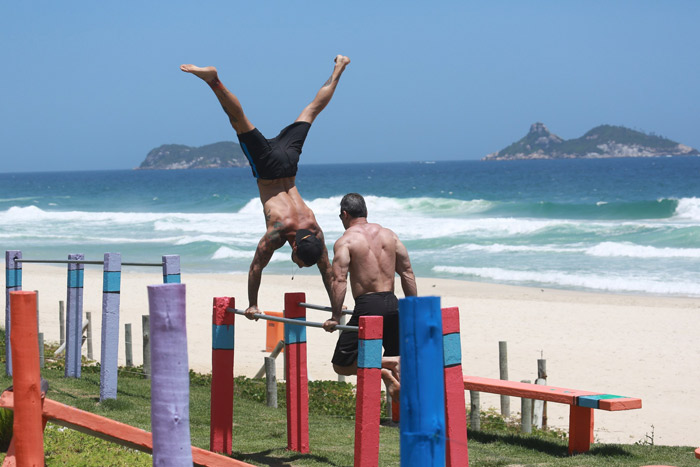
[4,263,699,447]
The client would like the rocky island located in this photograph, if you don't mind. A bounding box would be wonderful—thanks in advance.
[483,123,699,161]
[137,142,249,169]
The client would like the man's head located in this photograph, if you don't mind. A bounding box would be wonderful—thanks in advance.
[339,193,368,220]
[292,229,323,267]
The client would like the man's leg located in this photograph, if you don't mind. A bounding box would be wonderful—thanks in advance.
[333,360,400,400]
[180,65,255,134]
[296,55,351,124]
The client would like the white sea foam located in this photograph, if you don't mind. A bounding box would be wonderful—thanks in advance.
[433,266,700,296]
[585,242,700,259]
[673,197,700,221]
[212,246,287,263]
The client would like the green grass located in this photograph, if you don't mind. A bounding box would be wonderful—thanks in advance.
[0,334,697,466]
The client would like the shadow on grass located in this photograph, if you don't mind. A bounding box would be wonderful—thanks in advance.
[233,448,345,467]
[468,429,632,459]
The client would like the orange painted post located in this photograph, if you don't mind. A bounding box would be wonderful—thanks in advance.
[568,405,594,454]
[265,311,284,352]
[210,297,235,454]
[354,315,383,466]
[442,307,469,466]
[9,291,44,466]
[284,292,309,453]
[695,447,700,459]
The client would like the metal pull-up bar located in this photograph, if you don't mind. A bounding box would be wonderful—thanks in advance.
[15,259,164,267]
[297,302,353,315]
[226,308,357,332]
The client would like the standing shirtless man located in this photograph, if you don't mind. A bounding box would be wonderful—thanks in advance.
[322,193,417,398]
[181,56,351,318]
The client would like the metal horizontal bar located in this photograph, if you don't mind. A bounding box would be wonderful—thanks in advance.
[297,302,353,315]
[15,259,162,267]
[227,308,357,332]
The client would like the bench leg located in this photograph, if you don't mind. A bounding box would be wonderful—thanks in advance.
[568,405,594,454]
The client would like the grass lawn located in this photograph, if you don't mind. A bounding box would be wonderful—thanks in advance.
[0,335,697,466]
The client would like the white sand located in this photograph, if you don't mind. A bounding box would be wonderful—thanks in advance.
[5,263,700,447]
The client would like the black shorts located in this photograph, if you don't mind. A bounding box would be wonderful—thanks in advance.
[331,292,399,368]
[237,121,311,180]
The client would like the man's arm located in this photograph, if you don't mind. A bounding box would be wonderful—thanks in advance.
[395,235,417,297]
[246,228,284,319]
[323,239,350,332]
[315,232,333,301]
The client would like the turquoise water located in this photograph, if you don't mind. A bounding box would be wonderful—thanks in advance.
[2,157,700,296]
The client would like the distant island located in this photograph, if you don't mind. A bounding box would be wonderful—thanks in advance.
[137,142,249,170]
[483,123,699,161]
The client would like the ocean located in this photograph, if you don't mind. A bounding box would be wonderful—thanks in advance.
[2,157,699,297]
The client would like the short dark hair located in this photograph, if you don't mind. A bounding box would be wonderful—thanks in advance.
[340,193,368,218]
[295,229,323,266]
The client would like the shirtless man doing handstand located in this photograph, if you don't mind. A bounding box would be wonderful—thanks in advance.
[181,56,351,318]
[323,193,417,398]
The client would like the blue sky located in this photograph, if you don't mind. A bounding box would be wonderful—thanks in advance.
[2,2,699,172]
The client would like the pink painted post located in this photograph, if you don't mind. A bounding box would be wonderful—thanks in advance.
[284,292,309,453]
[210,297,235,454]
[442,306,469,466]
[354,315,383,467]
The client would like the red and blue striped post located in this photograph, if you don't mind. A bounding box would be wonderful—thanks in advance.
[284,292,310,453]
[65,253,84,378]
[442,306,469,466]
[100,252,121,401]
[210,297,235,454]
[399,296,446,466]
[5,250,22,376]
[148,283,193,466]
[354,315,383,466]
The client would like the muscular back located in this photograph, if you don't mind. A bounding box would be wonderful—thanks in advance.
[257,177,318,244]
[339,222,400,298]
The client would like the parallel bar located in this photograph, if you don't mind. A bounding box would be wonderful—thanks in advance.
[297,302,353,315]
[227,308,357,332]
[16,259,162,267]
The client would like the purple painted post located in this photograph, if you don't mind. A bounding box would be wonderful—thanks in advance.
[148,283,192,466]
[65,253,84,378]
[5,250,22,376]
[162,255,181,284]
[100,253,121,400]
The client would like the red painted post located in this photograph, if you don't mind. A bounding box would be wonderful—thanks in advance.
[442,306,469,466]
[210,297,235,454]
[354,316,383,466]
[568,405,594,454]
[9,291,44,466]
[284,293,309,453]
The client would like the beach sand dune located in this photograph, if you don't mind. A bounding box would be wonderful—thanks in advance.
[5,264,699,447]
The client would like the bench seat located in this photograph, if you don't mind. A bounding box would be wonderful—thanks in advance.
[463,375,642,454]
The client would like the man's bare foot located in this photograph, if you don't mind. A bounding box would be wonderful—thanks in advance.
[180,64,219,83]
[381,368,400,400]
[334,55,351,70]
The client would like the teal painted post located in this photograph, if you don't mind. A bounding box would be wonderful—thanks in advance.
[100,253,121,400]
[399,296,446,466]
[65,254,84,378]
[162,255,180,284]
[5,250,22,376]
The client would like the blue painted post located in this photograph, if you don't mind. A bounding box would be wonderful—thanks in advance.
[100,253,121,400]
[399,296,446,466]
[65,253,84,378]
[162,255,181,284]
[5,250,22,376]
[148,283,192,466]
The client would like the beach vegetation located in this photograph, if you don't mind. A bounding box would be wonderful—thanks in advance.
[0,332,697,465]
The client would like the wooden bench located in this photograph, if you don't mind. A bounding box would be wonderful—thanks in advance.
[463,375,642,454]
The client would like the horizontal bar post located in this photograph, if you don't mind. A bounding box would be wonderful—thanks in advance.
[15,259,162,267]
[227,308,357,332]
[297,302,353,315]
